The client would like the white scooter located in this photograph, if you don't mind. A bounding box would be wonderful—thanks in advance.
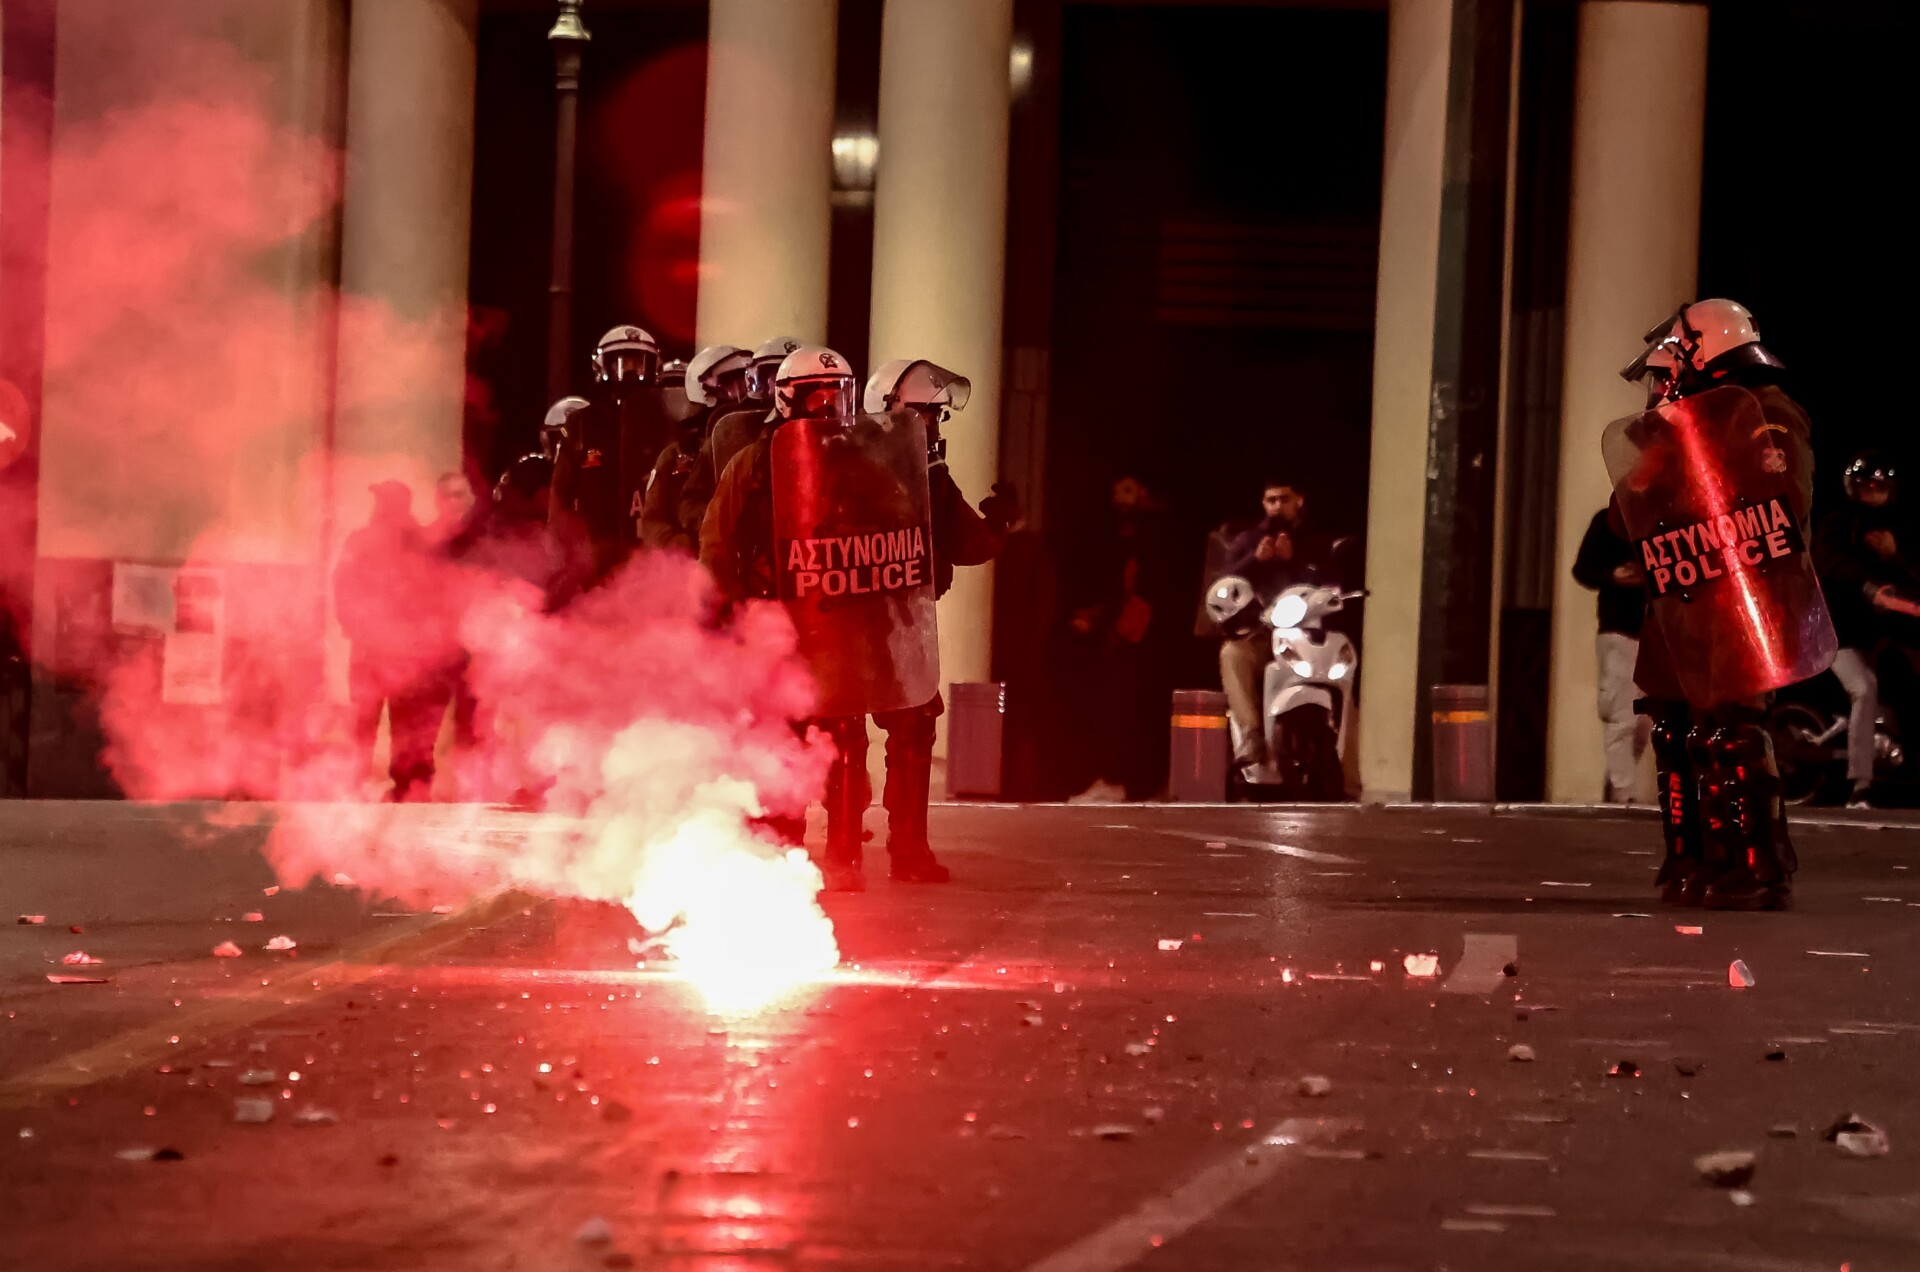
[1207,576,1364,800]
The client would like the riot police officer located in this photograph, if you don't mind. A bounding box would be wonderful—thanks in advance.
[701,347,945,890]
[643,344,751,552]
[681,336,803,548]
[1614,299,1831,910]
[549,325,676,589]
[856,360,1017,875]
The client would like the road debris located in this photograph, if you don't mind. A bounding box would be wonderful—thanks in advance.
[1675,924,1703,935]
[115,1147,184,1163]
[241,912,263,923]
[1297,1075,1333,1097]
[45,974,109,985]
[1157,938,1183,951]
[60,951,102,965]
[1694,1150,1757,1188]
[1768,1124,1798,1138]
[212,941,242,958]
[1730,1189,1756,1207]
[232,1098,275,1124]
[575,1217,613,1245]
[1123,1041,1152,1057]
[1729,959,1756,989]
[17,915,45,925]
[1507,1044,1535,1063]
[1404,953,1440,978]
[239,1070,276,1086]
[1824,1115,1891,1158]
[1607,1060,1641,1079]
[1086,1124,1136,1141]
[292,1108,339,1126]
[264,935,297,952]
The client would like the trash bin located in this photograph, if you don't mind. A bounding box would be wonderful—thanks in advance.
[1169,689,1231,802]
[946,681,1005,799]
[1430,683,1493,803]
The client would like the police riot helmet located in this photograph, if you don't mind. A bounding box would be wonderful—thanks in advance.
[592,325,660,384]
[1621,299,1783,400]
[659,358,689,391]
[540,395,590,458]
[494,452,555,508]
[862,359,973,417]
[747,336,803,401]
[685,344,753,408]
[1844,452,1897,505]
[774,347,858,422]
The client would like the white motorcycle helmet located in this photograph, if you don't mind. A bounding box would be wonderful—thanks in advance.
[863,359,973,416]
[747,336,804,401]
[1205,575,1261,639]
[685,344,752,408]
[592,325,660,384]
[1621,299,1783,400]
[540,395,590,458]
[774,347,858,422]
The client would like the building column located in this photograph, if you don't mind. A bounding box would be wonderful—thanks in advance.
[332,0,477,492]
[695,0,838,348]
[1358,0,1453,802]
[868,0,1013,698]
[1545,1,1707,803]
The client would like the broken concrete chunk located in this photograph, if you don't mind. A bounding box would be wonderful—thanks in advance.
[1297,1075,1333,1098]
[232,1098,275,1124]
[1507,1045,1535,1063]
[1694,1150,1757,1188]
[1729,959,1755,989]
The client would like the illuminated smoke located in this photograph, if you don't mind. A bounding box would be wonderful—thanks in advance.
[17,10,840,1011]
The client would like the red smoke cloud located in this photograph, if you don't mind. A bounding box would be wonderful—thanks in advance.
[19,8,839,1010]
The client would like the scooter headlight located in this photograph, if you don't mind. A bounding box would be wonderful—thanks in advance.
[1329,661,1350,681]
[1270,594,1308,629]
[1288,659,1315,677]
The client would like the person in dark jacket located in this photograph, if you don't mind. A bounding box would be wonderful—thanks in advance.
[1572,508,1648,802]
[1812,452,1920,806]
[1215,480,1326,772]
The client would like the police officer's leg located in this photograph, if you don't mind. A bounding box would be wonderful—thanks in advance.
[821,715,870,890]
[878,696,948,883]
[1697,701,1796,911]
[1642,697,1705,905]
[1830,646,1879,802]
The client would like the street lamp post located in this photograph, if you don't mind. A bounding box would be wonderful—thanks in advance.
[546,0,591,403]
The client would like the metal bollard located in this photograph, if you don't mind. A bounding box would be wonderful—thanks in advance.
[946,681,1006,799]
[1430,683,1493,802]
[1168,689,1231,802]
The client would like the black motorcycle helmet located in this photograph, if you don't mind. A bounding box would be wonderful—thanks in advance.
[1843,452,1897,505]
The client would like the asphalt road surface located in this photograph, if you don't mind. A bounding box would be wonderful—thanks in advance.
[3,800,1918,1272]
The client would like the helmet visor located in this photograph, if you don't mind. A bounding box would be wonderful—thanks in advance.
[603,349,658,383]
[891,361,973,413]
[746,358,781,401]
[784,377,857,420]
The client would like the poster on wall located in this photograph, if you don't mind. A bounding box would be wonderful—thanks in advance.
[110,563,175,635]
[161,569,224,706]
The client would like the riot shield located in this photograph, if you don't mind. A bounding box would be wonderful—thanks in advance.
[771,411,940,717]
[1603,385,1835,707]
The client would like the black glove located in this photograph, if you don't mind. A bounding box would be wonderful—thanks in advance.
[979,481,1021,531]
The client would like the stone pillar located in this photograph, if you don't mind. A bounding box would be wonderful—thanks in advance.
[1358,0,1452,802]
[1545,1,1707,803]
[332,0,477,493]
[868,0,1013,697]
[695,0,838,347]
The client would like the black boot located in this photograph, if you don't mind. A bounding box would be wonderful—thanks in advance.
[821,717,870,892]
[1645,700,1706,906]
[1697,709,1795,911]
[881,701,949,883]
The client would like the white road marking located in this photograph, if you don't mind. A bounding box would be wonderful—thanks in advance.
[1163,832,1354,864]
[1020,1118,1355,1272]
[1441,934,1518,996]
[1807,949,1871,958]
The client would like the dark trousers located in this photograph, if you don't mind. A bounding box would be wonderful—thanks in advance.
[349,650,454,801]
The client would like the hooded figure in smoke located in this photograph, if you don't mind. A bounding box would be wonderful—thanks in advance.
[1610,299,1832,911]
